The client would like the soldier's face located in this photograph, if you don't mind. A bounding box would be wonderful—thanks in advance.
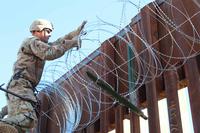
[40,29,52,43]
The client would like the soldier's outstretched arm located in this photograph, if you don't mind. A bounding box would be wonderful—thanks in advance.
[30,37,79,60]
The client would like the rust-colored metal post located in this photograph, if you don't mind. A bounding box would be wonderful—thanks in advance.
[141,4,161,133]
[184,58,200,133]
[35,92,50,133]
[164,71,183,133]
[115,106,124,133]
[130,112,140,133]
[100,38,116,133]
[129,24,140,133]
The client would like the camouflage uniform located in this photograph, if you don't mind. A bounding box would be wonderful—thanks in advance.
[0,20,85,132]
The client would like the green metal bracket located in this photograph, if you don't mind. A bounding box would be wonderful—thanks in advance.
[127,43,136,104]
[86,71,147,120]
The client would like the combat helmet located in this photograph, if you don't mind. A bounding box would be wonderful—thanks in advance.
[29,19,54,32]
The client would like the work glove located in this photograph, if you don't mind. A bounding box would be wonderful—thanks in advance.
[72,36,82,50]
[64,21,87,40]
[76,20,87,35]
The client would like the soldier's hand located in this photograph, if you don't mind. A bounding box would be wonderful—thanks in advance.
[72,36,81,50]
[75,20,87,36]
[71,21,87,37]
[64,21,87,40]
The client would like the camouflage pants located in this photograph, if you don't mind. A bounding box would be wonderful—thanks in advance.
[1,78,37,131]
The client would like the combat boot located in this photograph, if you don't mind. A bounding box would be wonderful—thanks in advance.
[0,122,18,133]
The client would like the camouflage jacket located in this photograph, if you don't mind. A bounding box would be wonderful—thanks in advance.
[12,36,75,88]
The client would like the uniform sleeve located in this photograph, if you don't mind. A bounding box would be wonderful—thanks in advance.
[30,37,75,60]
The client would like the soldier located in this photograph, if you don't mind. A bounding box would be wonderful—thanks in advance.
[0,19,87,133]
